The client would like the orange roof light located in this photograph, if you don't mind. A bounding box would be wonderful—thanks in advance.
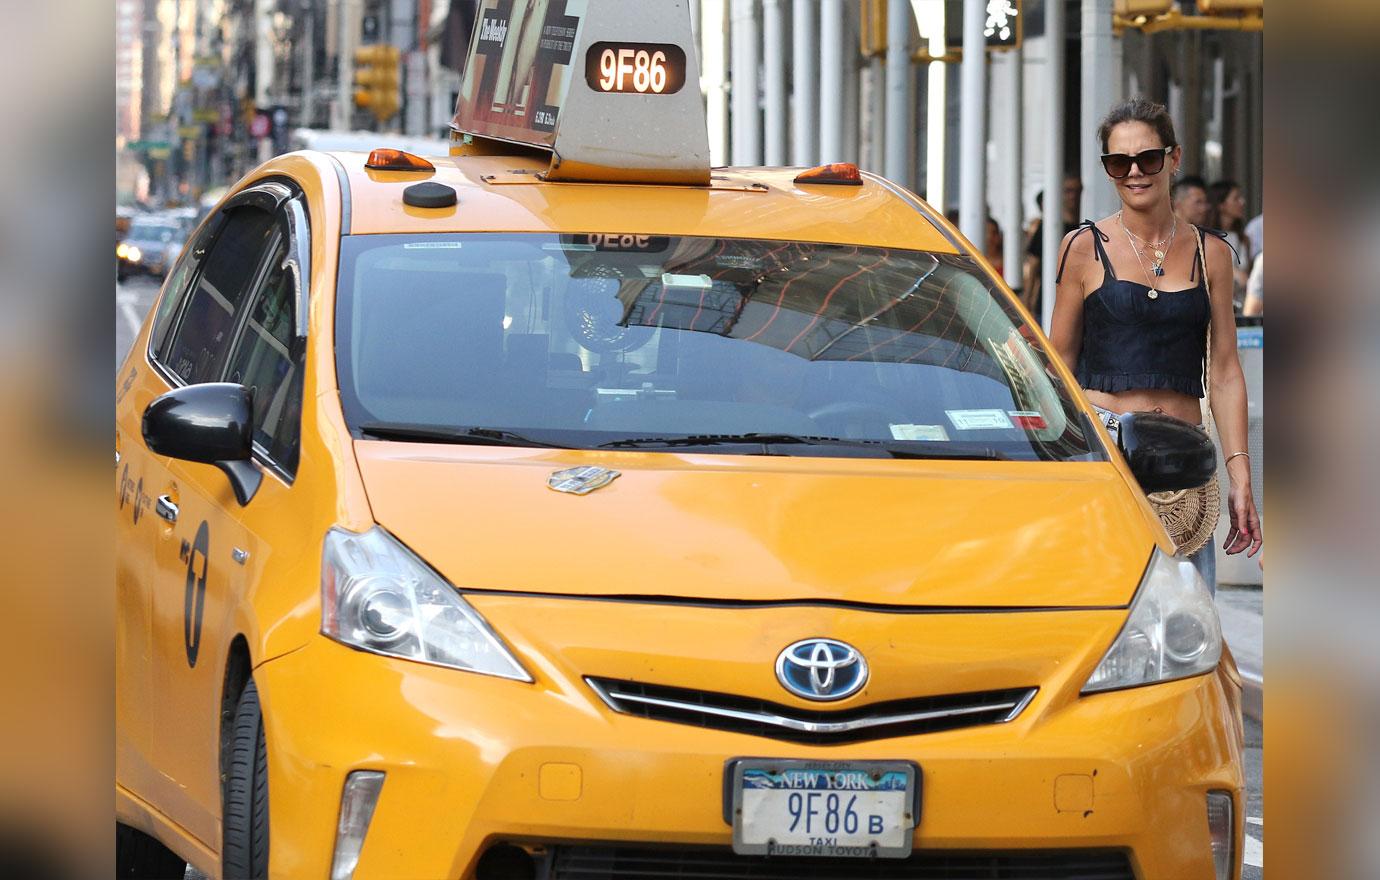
[793,162,863,186]
[365,149,436,172]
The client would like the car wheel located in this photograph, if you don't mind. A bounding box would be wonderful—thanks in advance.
[117,270,128,284]
[115,823,187,879]
[222,678,269,879]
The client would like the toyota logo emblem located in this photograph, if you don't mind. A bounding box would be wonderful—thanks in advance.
[775,638,868,701]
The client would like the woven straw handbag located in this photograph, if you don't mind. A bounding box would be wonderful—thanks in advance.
[1144,225,1221,556]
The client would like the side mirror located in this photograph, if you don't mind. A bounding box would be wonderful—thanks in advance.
[142,383,262,505]
[1116,411,1217,493]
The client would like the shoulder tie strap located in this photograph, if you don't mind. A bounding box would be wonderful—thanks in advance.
[1190,225,1241,282]
[1054,219,1109,284]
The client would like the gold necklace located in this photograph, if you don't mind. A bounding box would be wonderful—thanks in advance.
[1118,211,1178,299]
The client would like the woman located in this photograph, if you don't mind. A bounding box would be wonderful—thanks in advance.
[1049,99,1262,590]
[1208,180,1252,295]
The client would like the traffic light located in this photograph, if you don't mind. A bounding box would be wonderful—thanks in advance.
[1114,0,1175,14]
[1196,0,1262,11]
[354,44,401,123]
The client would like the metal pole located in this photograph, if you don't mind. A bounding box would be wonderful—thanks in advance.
[865,55,884,171]
[1208,53,1225,182]
[1002,48,1024,292]
[819,0,844,161]
[958,0,988,246]
[791,0,818,164]
[884,0,910,185]
[302,4,316,129]
[763,0,787,164]
[702,0,729,165]
[1041,0,1066,332]
[1081,0,1121,220]
[924,2,947,210]
[334,0,354,131]
[731,0,761,165]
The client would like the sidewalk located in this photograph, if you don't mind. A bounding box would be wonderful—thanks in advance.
[1216,586,1263,722]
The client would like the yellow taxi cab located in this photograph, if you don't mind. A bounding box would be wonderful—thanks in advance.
[115,2,1244,878]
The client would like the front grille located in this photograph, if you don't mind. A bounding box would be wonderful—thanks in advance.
[585,677,1036,745]
[547,844,1136,879]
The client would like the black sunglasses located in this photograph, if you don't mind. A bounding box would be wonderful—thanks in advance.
[1100,146,1175,179]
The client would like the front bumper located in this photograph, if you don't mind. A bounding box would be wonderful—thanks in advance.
[256,620,1243,880]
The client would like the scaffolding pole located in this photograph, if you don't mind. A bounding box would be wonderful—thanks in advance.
[763,0,787,164]
[884,0,911,186]
[819,0,845,161]
[958,0,988,246]
[1041,0,1066,331]
[791,0,818,164]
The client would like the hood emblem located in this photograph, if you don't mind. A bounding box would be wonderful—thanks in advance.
[776,638,869,701]
[548,465,621,495]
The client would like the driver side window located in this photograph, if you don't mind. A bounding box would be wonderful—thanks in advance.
[224,234,306,477]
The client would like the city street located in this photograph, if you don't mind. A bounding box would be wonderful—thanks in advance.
[114,276,1263,878]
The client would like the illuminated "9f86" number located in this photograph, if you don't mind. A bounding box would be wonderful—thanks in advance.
[600,48,668,93]
[585,42,687,95]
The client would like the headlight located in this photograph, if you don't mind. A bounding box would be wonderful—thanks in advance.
[116,243,129,259]
[321,526,532,681]
[1082,548,1222,693]
[127,246,142,262]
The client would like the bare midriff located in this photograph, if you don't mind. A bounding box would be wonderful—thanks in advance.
[1085,387,1206,427]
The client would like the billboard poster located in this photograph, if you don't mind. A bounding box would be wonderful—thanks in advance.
[453,0,586,147]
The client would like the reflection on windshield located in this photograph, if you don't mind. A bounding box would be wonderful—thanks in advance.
[335,234,1096,461]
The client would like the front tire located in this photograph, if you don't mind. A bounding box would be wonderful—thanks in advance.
[222,678,269,879]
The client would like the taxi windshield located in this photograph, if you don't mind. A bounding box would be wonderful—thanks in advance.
[335,234,1098,461]
[128,221,180,243]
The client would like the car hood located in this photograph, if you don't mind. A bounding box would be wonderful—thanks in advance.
[353,442,1156,609]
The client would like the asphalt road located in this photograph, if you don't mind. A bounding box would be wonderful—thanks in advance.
[114,275,1262,878]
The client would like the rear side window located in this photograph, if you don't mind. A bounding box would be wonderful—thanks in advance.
[149,215,221,357]
[162,208,277,384]
[224,239,306,476]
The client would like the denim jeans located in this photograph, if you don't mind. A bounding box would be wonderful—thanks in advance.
[1093,405,1218,596]
[1188,542,1217,596]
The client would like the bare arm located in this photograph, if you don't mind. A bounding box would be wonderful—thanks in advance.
[1204,235,1263,556]
[1047,229,1091,373]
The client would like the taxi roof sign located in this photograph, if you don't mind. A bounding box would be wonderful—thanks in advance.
[452,0,710,186]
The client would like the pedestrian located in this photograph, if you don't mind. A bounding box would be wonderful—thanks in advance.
[1243,253,1263,317]
[985,215,1004,278]
[1244,212,1263,263]
[1021,173,1083,317]
[1208,180,1252,295]
[1049,98,1263,591]
[1171,175,1210,226]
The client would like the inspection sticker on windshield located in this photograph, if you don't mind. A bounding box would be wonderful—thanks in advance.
[946,409,1013,430]
[661,273,713,289]
[1007,411,1048,430]
[890,424,949,442]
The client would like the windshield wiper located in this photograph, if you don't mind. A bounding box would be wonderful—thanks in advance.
[358,422,566,449]
[598,433,1008,460]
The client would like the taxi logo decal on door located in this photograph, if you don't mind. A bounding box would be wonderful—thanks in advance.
[117,463,152,525]
[180,520,210,668]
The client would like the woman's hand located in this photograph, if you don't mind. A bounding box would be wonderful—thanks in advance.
[1223,472,1263,557]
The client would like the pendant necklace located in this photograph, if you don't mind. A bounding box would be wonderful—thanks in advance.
[1118,211,1178,299]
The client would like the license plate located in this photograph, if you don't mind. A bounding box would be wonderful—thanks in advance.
[730,760,918,858]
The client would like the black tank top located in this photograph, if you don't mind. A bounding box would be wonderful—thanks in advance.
[1057,220,1224,400]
